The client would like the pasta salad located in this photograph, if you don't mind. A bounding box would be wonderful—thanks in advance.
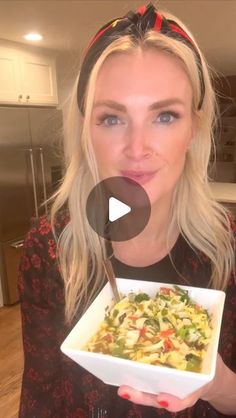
[85,285,212,372]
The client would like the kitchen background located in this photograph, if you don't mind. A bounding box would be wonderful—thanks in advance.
[0,1,236,416]
[0,0,236,308]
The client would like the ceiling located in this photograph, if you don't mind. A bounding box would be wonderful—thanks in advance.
[0,0,236,75]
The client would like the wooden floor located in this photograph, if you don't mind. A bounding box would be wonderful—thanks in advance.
[0,303,23,418]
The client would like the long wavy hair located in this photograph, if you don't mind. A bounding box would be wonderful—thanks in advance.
[51,9,235,323]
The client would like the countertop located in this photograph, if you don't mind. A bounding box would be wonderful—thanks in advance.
[210,182,236,203]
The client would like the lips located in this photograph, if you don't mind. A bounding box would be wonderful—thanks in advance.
[120,170,157,185]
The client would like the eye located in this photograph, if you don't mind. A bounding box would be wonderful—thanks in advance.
[96,114,123,127]
[155,111,180,124]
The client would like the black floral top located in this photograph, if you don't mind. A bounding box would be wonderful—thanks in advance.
[18,211,236,418]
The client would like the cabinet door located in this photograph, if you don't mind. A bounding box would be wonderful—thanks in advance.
[20,50,58,106]
[0,239,23,305]
[0,46,22,105]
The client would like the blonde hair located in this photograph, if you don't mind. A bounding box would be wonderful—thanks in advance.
[51,9,235,323]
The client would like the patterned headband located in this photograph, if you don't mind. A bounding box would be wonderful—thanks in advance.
[77,2,205,114]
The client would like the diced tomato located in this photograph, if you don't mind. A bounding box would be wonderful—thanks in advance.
[163,338,175,351]
[160,329,175,338]
[139,327,147,338]
[160,287,171,295]
[128,315,138,321]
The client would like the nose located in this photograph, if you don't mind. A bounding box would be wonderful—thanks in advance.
[124,124,153,161]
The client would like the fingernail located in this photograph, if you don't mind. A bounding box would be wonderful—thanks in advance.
[120,393,130,400]
[158,400,169,408]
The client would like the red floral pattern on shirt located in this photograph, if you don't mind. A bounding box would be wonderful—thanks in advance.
[18,211,236,418]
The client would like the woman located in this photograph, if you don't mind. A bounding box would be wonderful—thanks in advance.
[18,3,236,417]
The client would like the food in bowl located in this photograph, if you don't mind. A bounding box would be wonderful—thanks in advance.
[85,285,212,372]
[61,279,225,398]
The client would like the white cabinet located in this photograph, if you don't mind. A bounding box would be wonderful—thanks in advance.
[0,46,21,103]
[0,45,58,106]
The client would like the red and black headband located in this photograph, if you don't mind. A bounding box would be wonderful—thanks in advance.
[77,2,205,114]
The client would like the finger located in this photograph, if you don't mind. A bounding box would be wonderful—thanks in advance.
[157,392,198,412]
[118,386,199,412]
[118,385,159,408]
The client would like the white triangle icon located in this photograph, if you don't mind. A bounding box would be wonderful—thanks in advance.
[109,197,131,222]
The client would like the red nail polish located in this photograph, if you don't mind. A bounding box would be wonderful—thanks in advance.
[158,400,169,408]
[120,393,130,400]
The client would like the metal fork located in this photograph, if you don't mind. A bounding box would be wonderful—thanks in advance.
[102,258,120,302]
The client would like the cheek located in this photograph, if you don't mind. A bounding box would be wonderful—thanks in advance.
[157,126,192,164]
[91,136,120,174]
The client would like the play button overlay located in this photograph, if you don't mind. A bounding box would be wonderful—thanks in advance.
[86,176,151,241]
[109,197,131,222]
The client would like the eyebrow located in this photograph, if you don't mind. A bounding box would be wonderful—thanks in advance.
[93,98,185,112]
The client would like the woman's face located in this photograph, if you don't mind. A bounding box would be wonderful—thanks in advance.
[90,49,197,206]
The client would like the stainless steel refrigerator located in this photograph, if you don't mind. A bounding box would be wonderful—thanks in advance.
[0,106,64,304]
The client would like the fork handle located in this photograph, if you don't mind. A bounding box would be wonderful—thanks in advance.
[103,259,120,302]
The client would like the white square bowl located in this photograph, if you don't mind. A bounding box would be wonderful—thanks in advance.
[61,279,225,399]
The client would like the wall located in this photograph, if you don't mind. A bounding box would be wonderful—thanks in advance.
[216,75,236,99]
[56,49,81,126]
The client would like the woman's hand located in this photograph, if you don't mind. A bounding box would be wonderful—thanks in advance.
[118,354,236,414]
[118,384,207,412]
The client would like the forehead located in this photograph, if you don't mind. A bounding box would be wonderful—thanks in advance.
[94,49,193,105]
